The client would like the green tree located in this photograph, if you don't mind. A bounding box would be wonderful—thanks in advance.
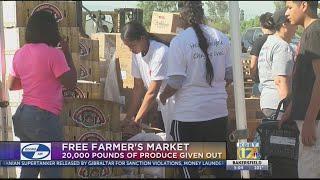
[274,1,286,10]
[206,1,229,22]
[240,16,260,34]
[206,1,230,34]
[137,1,179,30]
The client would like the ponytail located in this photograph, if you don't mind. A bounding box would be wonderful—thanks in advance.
[192,23,214,85]
[180,1,214,86]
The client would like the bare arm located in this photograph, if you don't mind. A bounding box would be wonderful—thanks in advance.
[7,75,22,91]
[134,80,162,123]
[58,40,77,89]
[301,60,320,146]
[159,85,178,105]
[279,101,292,128]
[124,78,145,121]
[274,75,290,100]
[305,60,320,123]
[250,55,259,79]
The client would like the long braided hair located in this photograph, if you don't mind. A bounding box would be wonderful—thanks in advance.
[181,1,214,85]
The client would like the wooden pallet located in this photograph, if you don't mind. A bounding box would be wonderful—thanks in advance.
[244,87,253,98]
[244,81,255,87]
[3,1,77,27]
[247,119,262,141]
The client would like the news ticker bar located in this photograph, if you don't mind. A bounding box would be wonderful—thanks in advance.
[0,160,268,170]
[0,160,226,167]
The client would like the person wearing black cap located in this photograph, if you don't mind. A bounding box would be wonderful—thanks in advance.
[281,1,320,178]
[258,8,297,118]
[250,12,275,97]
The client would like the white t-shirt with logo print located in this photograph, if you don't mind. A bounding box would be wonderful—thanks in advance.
[167,24,232,122]
[131,40,168,91]
[131,40,174,140]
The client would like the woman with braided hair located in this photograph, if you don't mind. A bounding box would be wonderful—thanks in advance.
[159,1,232,178]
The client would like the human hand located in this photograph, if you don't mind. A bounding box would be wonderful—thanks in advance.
[278,110,291,129]
[158,93,166,105]
[301,120,317,146]
[121,116,134,129]
[59,37,70,53]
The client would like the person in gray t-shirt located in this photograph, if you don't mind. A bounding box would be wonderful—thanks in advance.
[258,9,297,118]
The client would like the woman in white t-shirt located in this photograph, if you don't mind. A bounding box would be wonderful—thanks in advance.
[159,1,232,178]
[121,21,173,139]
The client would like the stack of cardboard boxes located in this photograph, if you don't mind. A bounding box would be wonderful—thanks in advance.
[2,1,122,178]
[2,1,80,178]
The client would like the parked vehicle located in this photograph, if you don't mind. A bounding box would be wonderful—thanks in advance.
[241,27,300,53]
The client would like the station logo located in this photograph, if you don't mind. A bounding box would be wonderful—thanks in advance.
[20,143,51,160]
[237,142,261,160]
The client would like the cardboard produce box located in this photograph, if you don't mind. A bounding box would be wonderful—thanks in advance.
[72,54,101,82]
[150,33,176,45]
[2,1,77,28]
[150,11,184,34]
[79,38,99,61]
[4,27,79,54]
[91,33,133,88]
[62,82,104,100]
[60,99,120,131]
[91,33,131,61]
[62,128,122,178]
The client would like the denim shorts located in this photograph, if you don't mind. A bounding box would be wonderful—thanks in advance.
[12,104,64,141]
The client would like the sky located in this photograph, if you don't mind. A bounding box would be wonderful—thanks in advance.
[82,1,276,20]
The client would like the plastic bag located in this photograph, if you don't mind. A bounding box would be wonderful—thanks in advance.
[103,53,121,104]
[158,96,175,141]
[123,132,165,178]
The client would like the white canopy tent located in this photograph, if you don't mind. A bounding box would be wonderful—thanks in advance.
[0,1,250,178]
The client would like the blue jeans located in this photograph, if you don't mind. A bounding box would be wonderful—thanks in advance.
[12,104,63,178]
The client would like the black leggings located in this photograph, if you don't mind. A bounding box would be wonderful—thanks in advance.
[170,117,229,178]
